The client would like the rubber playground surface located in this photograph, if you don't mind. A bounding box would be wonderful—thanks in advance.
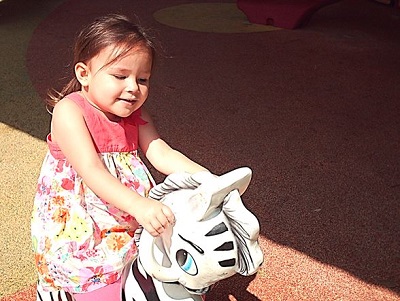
[0,0,399,300]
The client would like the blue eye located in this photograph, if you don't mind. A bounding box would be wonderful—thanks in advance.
[176,249,198,275]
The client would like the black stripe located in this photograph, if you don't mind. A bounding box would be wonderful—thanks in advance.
[219,258,236,267]
[133,260,160,301]
[37,290,44,301]
[205,222,228,236]
[66,292,74,301]
[215,241,234,251]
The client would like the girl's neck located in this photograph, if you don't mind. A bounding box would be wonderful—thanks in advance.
[79,91,121,122]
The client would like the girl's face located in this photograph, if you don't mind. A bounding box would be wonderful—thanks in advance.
[78,45,153,121]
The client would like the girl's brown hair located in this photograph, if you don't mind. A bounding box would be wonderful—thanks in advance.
[47,14,156,108]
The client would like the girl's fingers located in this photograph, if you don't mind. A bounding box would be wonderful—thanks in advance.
[161,205,175,225]
[150,210,175,236]
[146,223,162,237]
[143,203,175,237]
[149,217,167,236]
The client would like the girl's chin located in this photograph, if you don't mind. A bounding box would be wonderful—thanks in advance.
[118,109,139,118]
[107,104,141,120]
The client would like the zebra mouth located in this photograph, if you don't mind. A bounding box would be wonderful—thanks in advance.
[185,286,210,295]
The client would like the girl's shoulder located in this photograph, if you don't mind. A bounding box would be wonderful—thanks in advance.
[63,92,86,107]
[60,92,97,119]
[52,92,84,117]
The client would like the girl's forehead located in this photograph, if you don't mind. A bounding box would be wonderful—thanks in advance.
[106,43,151,59]
[91,44,153,68]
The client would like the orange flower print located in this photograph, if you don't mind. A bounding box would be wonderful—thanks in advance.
[35,253,49,275]
[44,237,52,252]
[48,195,65,211]
[105,272,119,285]
[52,195,65,206]
[43,275,57,289]
[80,266,109,291]
[52,207,70,224]
[106,233,129,251]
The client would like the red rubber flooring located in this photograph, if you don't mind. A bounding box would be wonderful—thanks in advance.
[1,0,399,300]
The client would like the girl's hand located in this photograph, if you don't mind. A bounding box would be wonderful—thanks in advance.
[134,197,175,237]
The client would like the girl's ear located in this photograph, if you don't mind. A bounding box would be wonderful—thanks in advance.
[75,62,90,87]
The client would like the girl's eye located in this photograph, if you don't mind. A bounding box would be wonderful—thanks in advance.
[113,75,127,80]
[138,78,149,84]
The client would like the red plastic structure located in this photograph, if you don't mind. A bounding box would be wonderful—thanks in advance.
[237,0,341,29]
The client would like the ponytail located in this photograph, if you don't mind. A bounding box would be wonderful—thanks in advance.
[46,77,81,112]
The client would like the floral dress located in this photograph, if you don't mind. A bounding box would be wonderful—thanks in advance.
[31,92,155,294]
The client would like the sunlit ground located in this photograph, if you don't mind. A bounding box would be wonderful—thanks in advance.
[1,1,399,300]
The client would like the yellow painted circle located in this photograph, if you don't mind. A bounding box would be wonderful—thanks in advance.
[153,3,279,33]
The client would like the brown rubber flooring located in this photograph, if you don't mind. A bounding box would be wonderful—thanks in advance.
[0,0,399,300]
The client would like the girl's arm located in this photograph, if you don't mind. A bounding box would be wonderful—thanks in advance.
[139,108,210,175]
[51,98,174,236]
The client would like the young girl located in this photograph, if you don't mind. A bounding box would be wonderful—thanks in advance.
[31,14,210,301]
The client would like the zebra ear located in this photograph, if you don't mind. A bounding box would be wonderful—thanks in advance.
[220,172,264,276]
[149,171,216,221]
[194,167,253,221]
[148,172,201,201]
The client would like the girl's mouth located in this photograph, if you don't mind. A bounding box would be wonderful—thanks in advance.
[119,98,137,104]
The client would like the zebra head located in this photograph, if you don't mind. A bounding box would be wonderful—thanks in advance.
[138,167,263,295]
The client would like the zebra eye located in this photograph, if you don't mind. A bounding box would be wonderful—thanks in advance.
[176,249,198,275]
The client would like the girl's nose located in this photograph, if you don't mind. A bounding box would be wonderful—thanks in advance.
[127,78,139,93]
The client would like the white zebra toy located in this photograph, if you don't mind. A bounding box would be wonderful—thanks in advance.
[123,167,263,300]
[36,167,263,301]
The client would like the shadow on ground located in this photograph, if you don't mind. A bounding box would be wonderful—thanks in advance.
[1,0,399,299]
